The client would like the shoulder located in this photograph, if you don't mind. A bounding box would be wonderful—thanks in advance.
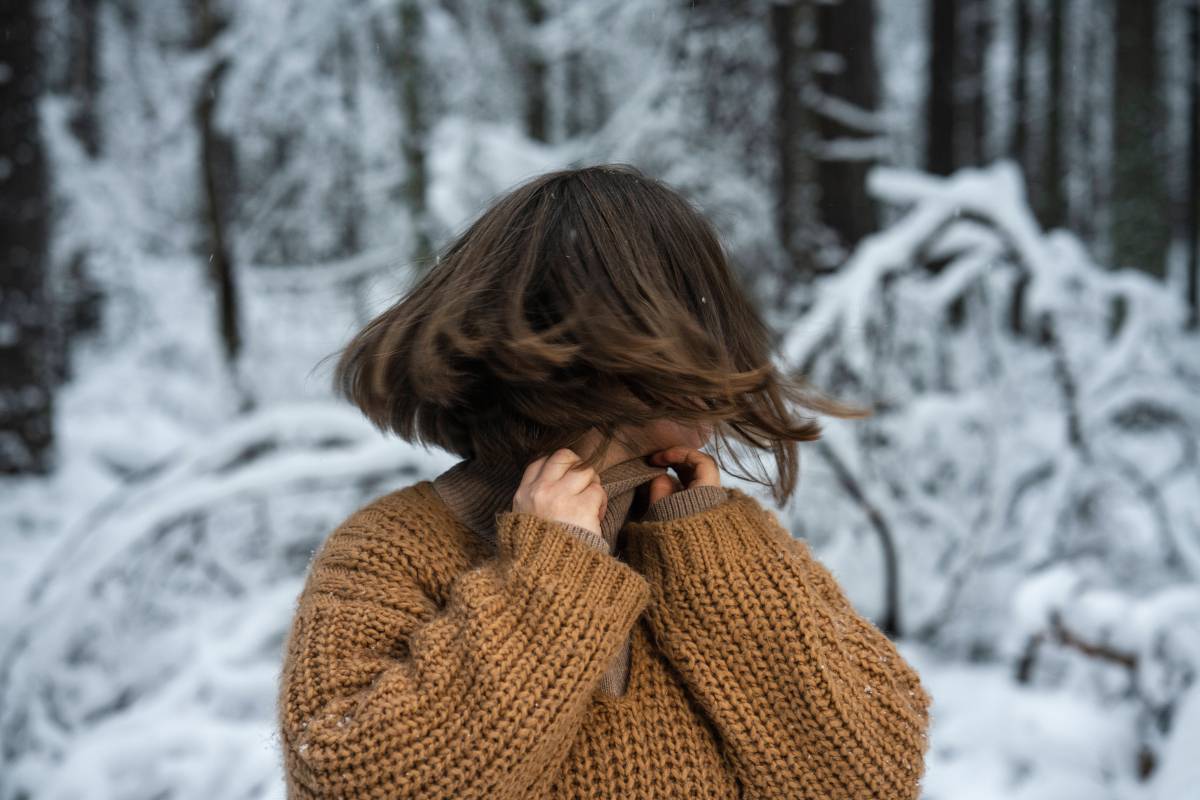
[333,480,455,540]
[307,480,477,592]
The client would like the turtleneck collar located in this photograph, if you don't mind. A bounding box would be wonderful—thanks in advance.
[431,452,670,553]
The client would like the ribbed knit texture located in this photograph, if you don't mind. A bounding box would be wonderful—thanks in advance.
[431,453,729,696]
[277,480,934,799]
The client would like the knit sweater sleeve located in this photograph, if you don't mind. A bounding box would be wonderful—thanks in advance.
[624,487,933,800]
[278,497,651,799]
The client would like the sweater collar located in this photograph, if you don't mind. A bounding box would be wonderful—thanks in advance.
[431,452,670,551]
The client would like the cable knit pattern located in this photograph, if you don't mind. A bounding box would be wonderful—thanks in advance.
[277,479,933,799]
[624,486,934,799]
[431,454,728,697]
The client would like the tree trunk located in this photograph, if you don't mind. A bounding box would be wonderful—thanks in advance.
[563,43,607,140]
[771,0,821,281]
[522,0,549,143]
[194,0,247,402]
[1186,0,1199,328]
[335,23,362,257]
[1040,0,1065,229]
[1112,0,1170,278]
[398,0,434,270]
[928,0,989,173]
[815,0,880,251]
[58,0,106,370]
[1011,0,1032,166]
[926,0,956,174]
[1064,0,1101,248]
[67,0,101,157]
[956,0,989,168]
[0,1,55,474]
[564,49,586,139]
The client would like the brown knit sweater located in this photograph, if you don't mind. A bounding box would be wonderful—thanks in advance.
[431,454,730,697]
[277,464,933,799]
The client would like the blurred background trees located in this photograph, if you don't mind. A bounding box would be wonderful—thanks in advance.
[1,1,1198,798]
[11,0,1196,470]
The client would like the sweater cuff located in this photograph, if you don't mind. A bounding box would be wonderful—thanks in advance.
[553,520,612,553]
[495,510,649,610]
[640,485,729,523]
[625,488,777,577]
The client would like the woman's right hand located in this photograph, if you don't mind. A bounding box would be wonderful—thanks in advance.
[511,448,608,539]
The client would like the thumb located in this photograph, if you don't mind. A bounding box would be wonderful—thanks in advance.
[646,474,681,506]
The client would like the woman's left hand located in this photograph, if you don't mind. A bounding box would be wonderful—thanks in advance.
[646,447,722,505]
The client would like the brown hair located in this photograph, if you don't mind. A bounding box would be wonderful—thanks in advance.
[326,164,870,507]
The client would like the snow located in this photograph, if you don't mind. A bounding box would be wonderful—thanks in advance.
[5,150,1194,798]
[4,3,1198,797]
[910,644,1143,800]
[772,158,1200,799]
[1149,685,1200,800]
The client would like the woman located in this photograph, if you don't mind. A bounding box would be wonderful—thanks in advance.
[277,164,932,798]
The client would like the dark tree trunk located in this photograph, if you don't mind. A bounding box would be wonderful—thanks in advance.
[398,0,433,269]
[67,0,101,157]
[926,0,956,175]
[335,23,362,257]
[194,0,245,390]
[1066,4,1100,248]
[563,45,607,140]
[1011,0,1032,165]
[373,1,434,270]
[928,0,989,173]
[57,0,106,365]
[956,0,989,168]
[771,0,820,281]
[0,3,55,474]
[564,49,586,139]
[1112,0,1170,278]
[1040,0,1065,229]
[815,0,880,250]
[522,0,549,143]
[1186,0,1199,328]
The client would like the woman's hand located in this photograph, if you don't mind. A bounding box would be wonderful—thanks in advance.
[646,446,722,505]
[512,448,608,538]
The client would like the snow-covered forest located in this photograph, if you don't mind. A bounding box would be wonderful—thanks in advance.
[1,0,1198,798]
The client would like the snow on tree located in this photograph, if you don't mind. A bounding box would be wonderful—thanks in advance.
[778,157,1200,787]
[2,158,1196,798]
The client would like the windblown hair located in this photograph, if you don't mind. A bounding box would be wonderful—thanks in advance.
[328,164,870,506]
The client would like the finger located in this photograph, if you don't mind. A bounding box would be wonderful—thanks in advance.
[515,456,548,509]
[646,474,676,505]
[568,456,607,500]
[540,448,585,484]
[590,472,609,513]
[583,481,608,519]
[522,455,547,484]
[649,446,720,487]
